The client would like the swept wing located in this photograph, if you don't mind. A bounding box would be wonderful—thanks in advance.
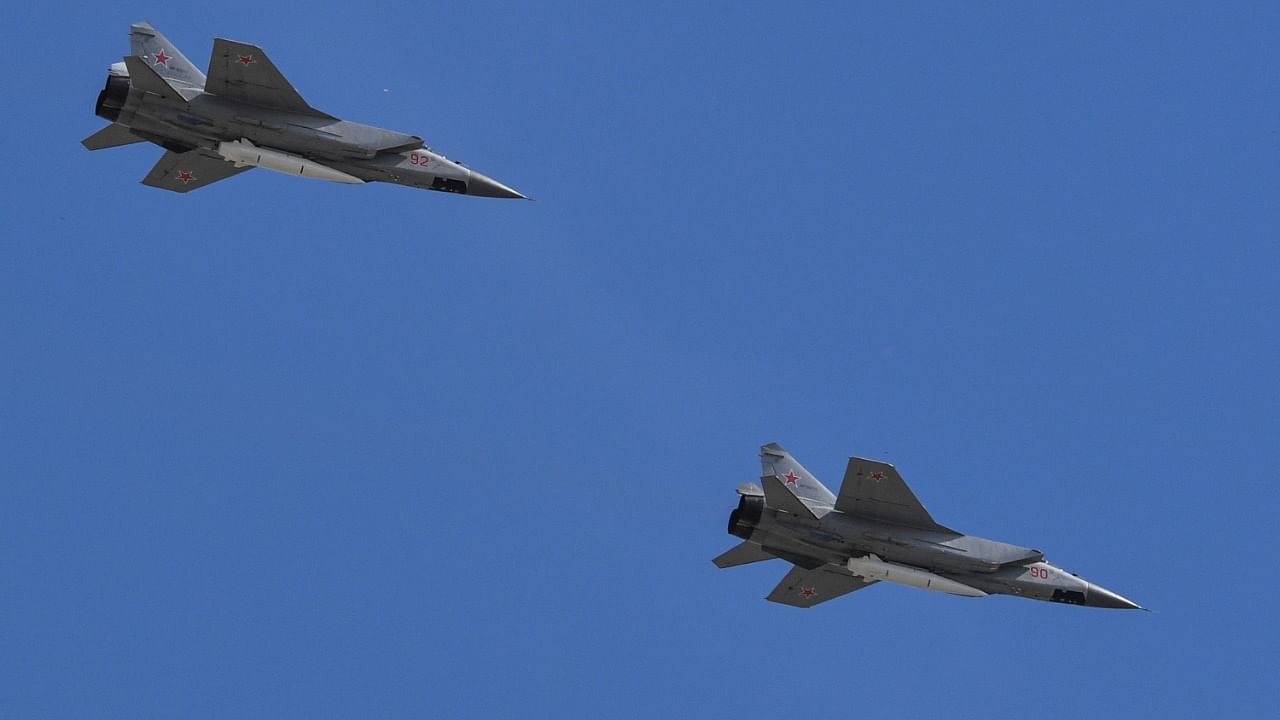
[766,564,878,608]
[142,149,251,193]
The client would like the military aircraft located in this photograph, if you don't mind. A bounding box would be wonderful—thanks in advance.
[714,443,1144,610]
[82,22,525,198]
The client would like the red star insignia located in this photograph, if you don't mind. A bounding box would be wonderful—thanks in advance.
[238,54,255,66]
[784,471,799,486]
[153,50,171,66]
[177,170,195,184]
[800,587,816,599]
[870,471,884,482]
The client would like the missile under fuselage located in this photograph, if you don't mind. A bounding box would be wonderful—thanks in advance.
[847,554,987,597]
[716,445,1145,610]
[217,139,363,184]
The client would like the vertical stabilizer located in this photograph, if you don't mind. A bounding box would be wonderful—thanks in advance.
[122,56,185,101]
[759,443,836,508]
[130,21,206,89]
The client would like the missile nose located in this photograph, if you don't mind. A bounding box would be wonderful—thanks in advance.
[466,169,526,199]
[1085,583,1144,610]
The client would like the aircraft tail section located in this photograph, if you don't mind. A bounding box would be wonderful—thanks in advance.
[712,541,775,569]
[130,21,206,89]
[122,55,187,102]
[759,443,836,509]
[81,123,144,151]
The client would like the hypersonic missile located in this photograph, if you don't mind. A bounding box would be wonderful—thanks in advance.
[846,554,988,597]
[217,140,363,184]
[82,22,526,198]
[714,443,1145,611]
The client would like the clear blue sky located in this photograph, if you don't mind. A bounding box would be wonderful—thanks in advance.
[3,2,1277,717]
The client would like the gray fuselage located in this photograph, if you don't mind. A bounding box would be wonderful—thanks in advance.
[96,61,522,197]
[729,492,1136,608]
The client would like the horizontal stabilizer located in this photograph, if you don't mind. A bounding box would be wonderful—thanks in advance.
[712,542,776,569]
[82,123,144,151]
[762,474,818,521]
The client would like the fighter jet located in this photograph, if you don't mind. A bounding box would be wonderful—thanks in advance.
[714,443,1144,610]
[82,22,525,198]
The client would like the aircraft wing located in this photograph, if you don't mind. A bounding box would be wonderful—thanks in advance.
[142,149,251,193]
[835,457,945,529]
[766,564,877,608]
[205,39,331,117]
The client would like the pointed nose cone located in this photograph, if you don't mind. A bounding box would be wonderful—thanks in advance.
[466,169,526,199]
[1086,583,1144,610]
